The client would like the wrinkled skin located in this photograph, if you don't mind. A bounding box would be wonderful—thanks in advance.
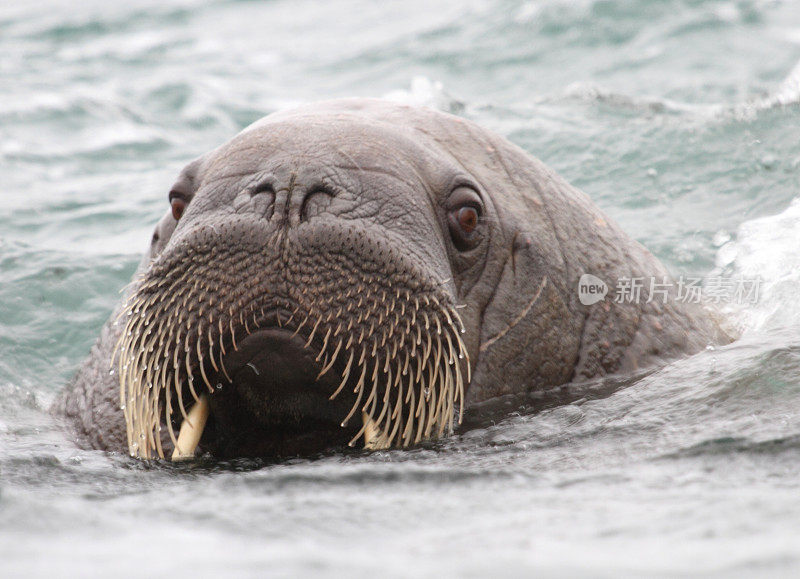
[54,99,731,459]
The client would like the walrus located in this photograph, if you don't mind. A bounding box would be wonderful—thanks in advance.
[54,98,730,460]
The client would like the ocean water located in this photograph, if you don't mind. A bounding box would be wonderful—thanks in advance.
[2,0,800,576]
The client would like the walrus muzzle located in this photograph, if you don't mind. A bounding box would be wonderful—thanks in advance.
[114,216,469,459]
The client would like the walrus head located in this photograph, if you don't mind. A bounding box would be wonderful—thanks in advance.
[115,102,484,459]
[110,99,724,460]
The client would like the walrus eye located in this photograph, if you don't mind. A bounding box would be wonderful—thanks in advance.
[456,206,479,233]
[447,187,483,251]
[170,194,187,221]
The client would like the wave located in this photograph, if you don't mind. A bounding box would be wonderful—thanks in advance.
[553,57,800,120]
[382,76,465,115]
[714,197,800,334]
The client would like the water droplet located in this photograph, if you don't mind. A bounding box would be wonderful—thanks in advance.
[139,433,145,440]
[215,383,223,391]
[109,369,115,376]
[120,404,126,410]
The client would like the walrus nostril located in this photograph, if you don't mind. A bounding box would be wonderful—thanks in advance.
[300,185,335,221]
[250,181,275,197]
[248,181,276,220]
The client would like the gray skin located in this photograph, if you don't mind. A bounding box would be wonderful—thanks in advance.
[54,98,731,458]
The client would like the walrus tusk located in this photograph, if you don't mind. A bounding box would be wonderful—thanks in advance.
[362,411,390,450]
[172,394,210,461]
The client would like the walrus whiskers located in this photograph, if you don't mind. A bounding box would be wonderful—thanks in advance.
[329,350,354,400]
[115,246,469,460]
[341,361,368,429]
[317,339,342,379]
[163,359,177,447]
[315,327,332,362]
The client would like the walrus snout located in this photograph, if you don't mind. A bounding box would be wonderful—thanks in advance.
[115,210,469,459]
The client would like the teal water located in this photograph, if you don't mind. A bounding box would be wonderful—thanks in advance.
[2,0,800,576]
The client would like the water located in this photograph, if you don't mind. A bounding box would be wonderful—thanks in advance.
[2,0,800,575]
